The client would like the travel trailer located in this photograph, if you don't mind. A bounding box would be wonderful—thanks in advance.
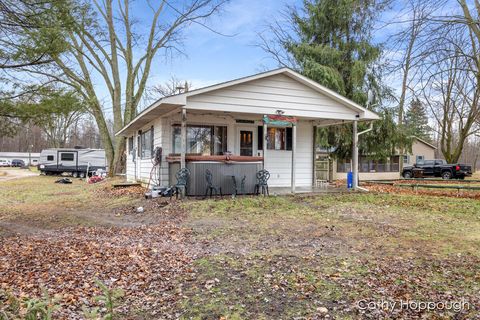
[38,148,107,177]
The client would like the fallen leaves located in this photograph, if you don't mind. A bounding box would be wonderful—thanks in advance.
[364,181,480,200]
[0,221,193,319]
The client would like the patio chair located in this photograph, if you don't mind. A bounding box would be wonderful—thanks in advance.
[174,168,190,199]
[254,169,270,196]
[204,169,223,198]
[231,174,247,197]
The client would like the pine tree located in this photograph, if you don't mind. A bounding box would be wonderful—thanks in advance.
[282,0,411,158]
[405,98,431,141]
[286,0,383,106]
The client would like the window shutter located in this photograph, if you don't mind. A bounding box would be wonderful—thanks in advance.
[286,127,292,150]
[257,126,263,150]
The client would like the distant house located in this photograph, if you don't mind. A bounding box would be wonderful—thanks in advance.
[0,152,40,165]
[315,137,437,181]
[116,68,379,194]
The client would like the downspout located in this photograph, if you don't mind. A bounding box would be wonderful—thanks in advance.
[356,122,374,192]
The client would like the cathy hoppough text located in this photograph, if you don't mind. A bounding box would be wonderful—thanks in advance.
[356,299,471,313]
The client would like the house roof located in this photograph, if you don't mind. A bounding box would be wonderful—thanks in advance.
[117,67,380,136]
[414,137,437,150]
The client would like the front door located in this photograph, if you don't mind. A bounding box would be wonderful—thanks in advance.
[58,151,77,171]
[240,130,253,156]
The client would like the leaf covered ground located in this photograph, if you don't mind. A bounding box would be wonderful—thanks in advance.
[0,176,479,319]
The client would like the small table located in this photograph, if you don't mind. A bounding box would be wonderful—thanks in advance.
[229,175,246,197]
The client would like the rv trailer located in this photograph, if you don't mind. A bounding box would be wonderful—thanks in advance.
[38,148,107,177]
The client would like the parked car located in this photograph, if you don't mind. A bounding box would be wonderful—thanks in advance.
[11,159,25,167]
[402,159,472,179]
[0,159,11,167]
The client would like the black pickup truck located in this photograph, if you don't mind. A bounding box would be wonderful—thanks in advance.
[402,159,472,179]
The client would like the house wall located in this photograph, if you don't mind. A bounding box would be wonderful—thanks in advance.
[334,171,400,181]
[186,73,358,119]
[125,112,314,188]
[405,141,436,166]
[264,121,313,187]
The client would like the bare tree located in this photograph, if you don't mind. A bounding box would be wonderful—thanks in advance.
[385,0,441,124]
[6,0,226,175]
[147,76,193,103]
[420,28,480,163]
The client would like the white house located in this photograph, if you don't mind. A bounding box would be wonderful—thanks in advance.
[116,68,379,194]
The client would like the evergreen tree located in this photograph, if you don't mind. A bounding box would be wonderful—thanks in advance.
[280,0,412,158]
[404,98,431,142]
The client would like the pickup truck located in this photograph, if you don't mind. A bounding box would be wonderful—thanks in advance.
[402,159,472,179]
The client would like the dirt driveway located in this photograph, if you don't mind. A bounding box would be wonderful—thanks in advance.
[0,168,38,182]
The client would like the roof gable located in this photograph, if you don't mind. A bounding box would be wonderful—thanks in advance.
[117,68,379,136]
[179,68,378,120]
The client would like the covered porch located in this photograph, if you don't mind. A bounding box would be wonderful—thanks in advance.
[165,107,363,195]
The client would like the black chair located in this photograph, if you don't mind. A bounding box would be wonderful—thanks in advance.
[174,168,190,199]
[254,169,270,196]
[204,169,222,198]
[231,175,247,197]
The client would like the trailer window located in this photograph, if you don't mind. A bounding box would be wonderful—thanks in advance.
[47,155,54,161]
[61,153,74,161]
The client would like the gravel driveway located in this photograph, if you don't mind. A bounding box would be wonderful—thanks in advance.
[0,168,38,182]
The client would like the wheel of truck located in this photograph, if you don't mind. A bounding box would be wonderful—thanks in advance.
[442,171,452,180]
[403,171,412,179]
[72,172,78,178]
[79,172,85,178]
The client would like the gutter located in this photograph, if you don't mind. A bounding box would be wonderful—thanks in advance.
[355,122,374,192]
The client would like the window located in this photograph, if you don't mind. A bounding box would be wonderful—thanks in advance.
[60,153,74,161]
[263,127,292,151]
[423,160,434,166]
[47,155,54,161]
[172,125,227,155]
[140,127,154,158]
[337,156,400,173]
[416,155,425,164]
[403,155,409,164]
[337,159,352,173]
[128,136,134,154]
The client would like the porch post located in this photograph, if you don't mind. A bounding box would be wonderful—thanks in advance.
[263,118,267,170]
[291,123,297,193]
[352,120,358,189]
[181,107,187,170]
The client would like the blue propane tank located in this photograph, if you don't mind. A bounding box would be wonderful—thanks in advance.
[347,171,353,189]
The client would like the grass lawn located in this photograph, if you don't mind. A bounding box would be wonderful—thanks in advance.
[0,176,479,319]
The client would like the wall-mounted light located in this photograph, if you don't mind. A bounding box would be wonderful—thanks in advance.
[276,109,285,115]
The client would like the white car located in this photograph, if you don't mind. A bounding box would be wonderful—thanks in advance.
[0,159,11,167]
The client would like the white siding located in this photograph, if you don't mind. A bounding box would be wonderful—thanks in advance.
[187,73,357,119]
[126,118,169,185]
[264,121,313,187]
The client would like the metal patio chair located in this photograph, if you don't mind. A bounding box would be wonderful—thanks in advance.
[174,168,190,199]
[254,169,270,196]
[204,169,223,198]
